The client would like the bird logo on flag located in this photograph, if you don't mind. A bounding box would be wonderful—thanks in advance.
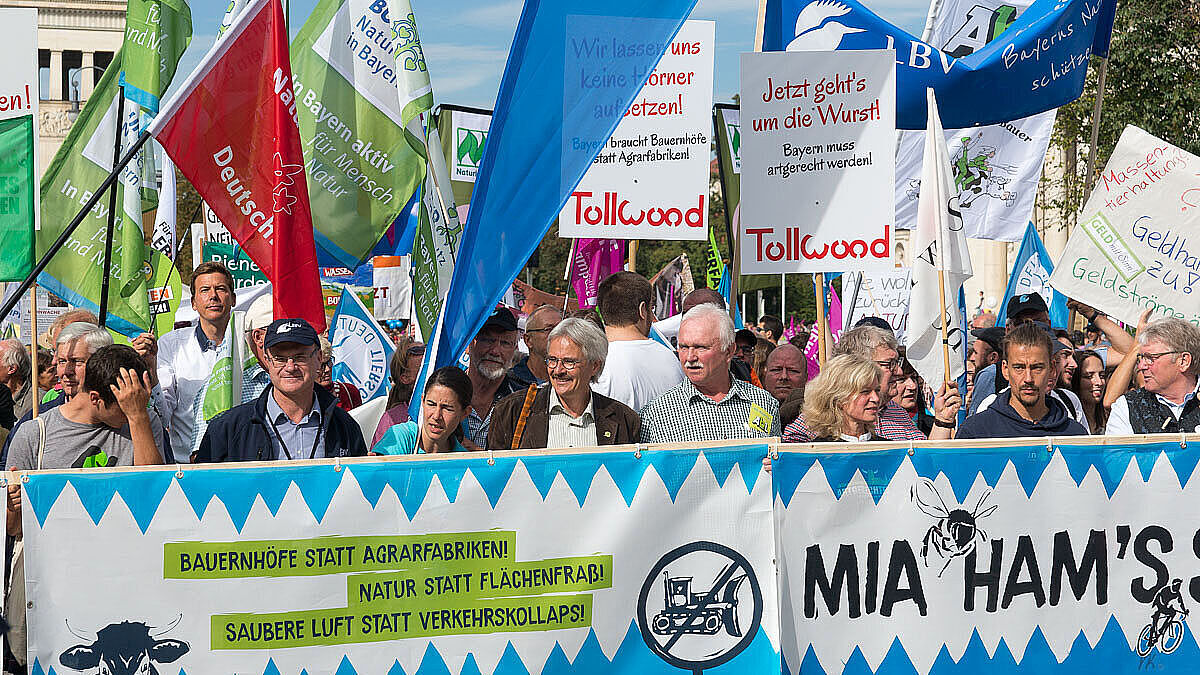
[786,0,865,51]
[272,152,304,215]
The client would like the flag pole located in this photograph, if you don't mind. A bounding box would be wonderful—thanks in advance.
[813,273,828,367]
[563,238,577,312]
[0,130,152,324]
[29,285,38,418]
[1069,56,1110,331]
[98,85,127,328]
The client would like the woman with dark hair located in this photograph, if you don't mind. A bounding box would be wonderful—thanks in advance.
[372,367,474,455]
[894,358,935,436]
[1071,349,1108,434]
[371,340,426,446]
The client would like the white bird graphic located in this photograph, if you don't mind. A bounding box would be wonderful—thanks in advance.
[786,0,865,51]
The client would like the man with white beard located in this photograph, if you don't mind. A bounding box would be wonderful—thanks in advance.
[464,308,527,448]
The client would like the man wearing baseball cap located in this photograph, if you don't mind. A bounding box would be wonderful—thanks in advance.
[195,318,367,463]
[967,293,1053,416]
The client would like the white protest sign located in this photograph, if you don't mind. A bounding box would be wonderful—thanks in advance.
[842,270,912,344]
[739,50,895,273]
[0,9,37,124]
[372,254,412,320]
[449,109,491,183]
[1049,126,1200,326]
[558,20,715,241]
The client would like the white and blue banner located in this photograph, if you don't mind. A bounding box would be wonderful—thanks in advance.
[997,222,1070,328]
[760,0,1117,129]
[774,436,1200,673]
[22,444,778,674]
[329,286,396,401]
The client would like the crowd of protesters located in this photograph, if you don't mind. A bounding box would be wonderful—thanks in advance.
[0,259,1196,670]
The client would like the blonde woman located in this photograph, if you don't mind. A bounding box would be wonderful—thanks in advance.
[802,354,885,442]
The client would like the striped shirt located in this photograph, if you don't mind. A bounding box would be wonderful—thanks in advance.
[547,389,598,448]
[782,400,926,442]
[640,378,780,444]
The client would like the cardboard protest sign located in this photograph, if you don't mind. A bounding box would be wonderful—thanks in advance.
[23,445,778,674]
[558,20,715,241]
[1049,126,1200,325]
[842,270,912,343]
[739,50,895,274]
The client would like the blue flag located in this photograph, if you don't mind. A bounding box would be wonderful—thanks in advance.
[996,222,1069,329]
[716,266,745,329]
[329,287,395,402]
[423,0,698,393]
[761,0,1116,129]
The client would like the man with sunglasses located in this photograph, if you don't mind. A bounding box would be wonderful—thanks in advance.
[195,319,367,462]
[1106,317,1200,435]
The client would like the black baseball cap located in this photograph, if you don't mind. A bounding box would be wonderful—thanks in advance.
[855,316,894,333]
[1006,293,1049,321]
[970,326,1005,354]
[735,328,757,346]
[481,306,519,333]
[264,318,319,350]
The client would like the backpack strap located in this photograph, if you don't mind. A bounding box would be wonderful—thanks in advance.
[511,386,540,451]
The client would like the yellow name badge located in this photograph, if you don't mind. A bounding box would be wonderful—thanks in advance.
[747,403,772,435]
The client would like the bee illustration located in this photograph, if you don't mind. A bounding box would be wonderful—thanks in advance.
[910,478,998,577]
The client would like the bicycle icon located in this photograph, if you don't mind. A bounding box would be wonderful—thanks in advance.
[1136,608,1189,657]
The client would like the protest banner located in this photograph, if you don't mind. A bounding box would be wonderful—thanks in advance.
[773,434,1200,674]
[290,0,428,267]
[558,21,715,242]
[371,255,411,321]
[23,444,779,674]
[739,50,895,274]
[892,0,1055,241]
[438,104,492,209]
[759,0,1116,129]
[842,270,912,343]
[1048,126,1200,326]
[0,8,37,283]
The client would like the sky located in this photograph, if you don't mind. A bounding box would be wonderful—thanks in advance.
[173,0,931,110]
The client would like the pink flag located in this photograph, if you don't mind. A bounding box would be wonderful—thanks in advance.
[804,284,844,379]
[571,239,626,308]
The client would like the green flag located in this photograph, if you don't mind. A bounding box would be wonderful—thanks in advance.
[121,0,192,114]
[147,249,181,336]
[0,115,35,282]
[705,225,724,290]
[436,105,491,210]
[289,0,431,266]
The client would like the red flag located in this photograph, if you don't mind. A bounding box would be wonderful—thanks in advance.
[148,0,325,330]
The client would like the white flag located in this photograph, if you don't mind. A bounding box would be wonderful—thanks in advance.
[907,89,973,388]
[150,149,177,258]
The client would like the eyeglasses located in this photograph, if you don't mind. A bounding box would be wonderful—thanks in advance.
[1137,351,1181,365]
[546,357,585,371]
[406,344,426,356]
[874,357,903,371]
[525,327,554,334]
[267,349,320,367]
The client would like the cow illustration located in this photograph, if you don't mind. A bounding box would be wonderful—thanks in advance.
[59,619,189,675]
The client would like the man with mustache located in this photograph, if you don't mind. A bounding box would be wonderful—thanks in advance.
[463,307,527,448]
[1106,317,1200,435]
[955,323,1087,439]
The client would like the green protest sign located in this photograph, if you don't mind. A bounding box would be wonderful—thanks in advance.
[0,116,35,282]
[202,240,268,289]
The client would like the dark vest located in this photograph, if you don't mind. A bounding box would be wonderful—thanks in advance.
[1125,388,1200,434]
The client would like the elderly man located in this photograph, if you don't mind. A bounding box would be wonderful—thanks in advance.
[641,304,780,443]
[489,318,641,449]
[511,306,563,386]
[761,343,807,403]
[463,307,528,448]
[1107,317,1200,435]
[784,325,960,441]
[196,318,367,462]
[241,293,274,403]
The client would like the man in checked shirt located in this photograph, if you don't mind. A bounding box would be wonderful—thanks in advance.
[783,323,961,442]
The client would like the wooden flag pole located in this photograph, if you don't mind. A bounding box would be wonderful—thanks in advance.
[813,273,828,367]
[628,240,639,273]
[937,268,953,386]
[29,285,38,418]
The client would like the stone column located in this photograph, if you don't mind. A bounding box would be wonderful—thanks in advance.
[49,50,64,100]
[81,52,95,100]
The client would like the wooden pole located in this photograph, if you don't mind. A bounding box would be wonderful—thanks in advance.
[813,273,828,367]
[937,269,953,385]
[627,240,639,273]
[29,285,38,418]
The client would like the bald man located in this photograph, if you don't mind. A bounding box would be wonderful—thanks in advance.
[761,344,807,403]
